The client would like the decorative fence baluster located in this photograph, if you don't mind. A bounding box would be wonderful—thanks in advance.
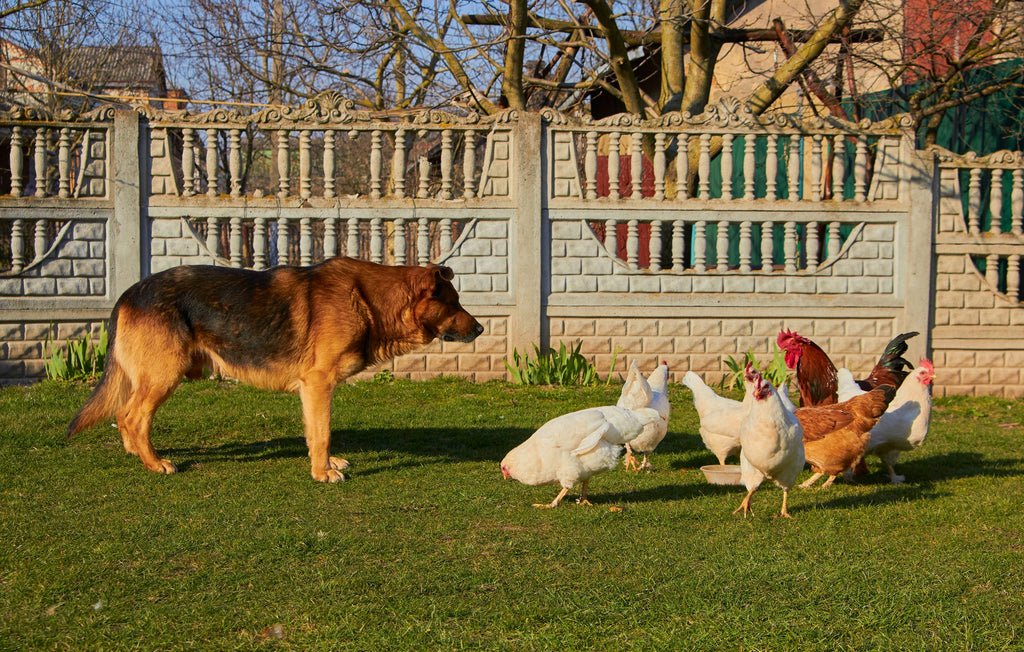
[698,134,711,200]
[672,219,685,271]
[1013,169,1024,235]
[761,221,774,273]
[832,136,846,200]
[784,221,798,273]
[968,168,982,234]
[277,216,289,265]
[806,221,819,272]
[788,134,800,201]
[626,219,639,269]
[206,217,220,257]
[854,137,868,202]
[1008,255,1021,299]
[716,221,729,272]
[463,130,477,199]
[440,218,453,253]
[827,222,841,261]
[34,128,47,198]
[739,221,752,272]
[32,219,47,264]
[766,135,778,201]
[649,220,662,271]
[370,130,382,199]
[347,217,360,258]
[418,217,430,264]
[229,129,242,197]
[985,253,999,288]
[721,134,734,200]
[58,128,71,198]
[299,216,312,265]
[608,132,621,199]
[392,128,407,199]
[653,133,666,200]
[369,217,383,263]
[299,130,311,199]
[206,128,218,197]
[990,170,1004,233]
[10,219,24,272]
[584,131,598,199]
[10,126,23,197]
[253,217,267,270]
[324,130,336,199]
[693,220,707,274]
[324,215,337,259]
[440,130,453,200]
[676,134,689,200]
[182,128,195,196]
[230,217,243,267]
[605,218,617,258]
[394,217,406,264]
[810,134,822,201]
[277,130,290,198]
[417,154,430,199]
[630,133,643,199]
[744,135,756,200]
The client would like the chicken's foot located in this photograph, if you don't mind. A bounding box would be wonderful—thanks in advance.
[732,490,755,518]
[534,487,570,509]
[622,444,640,472]
[774,490,794,519]
[798,472,824,489]
[575,480,593,506]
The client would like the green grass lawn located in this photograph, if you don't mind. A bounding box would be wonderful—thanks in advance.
[1,377,1022,650]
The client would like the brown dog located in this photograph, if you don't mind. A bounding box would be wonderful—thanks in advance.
[67,257,484,482]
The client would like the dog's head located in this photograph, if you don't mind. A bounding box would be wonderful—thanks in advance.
[413,265,484,344]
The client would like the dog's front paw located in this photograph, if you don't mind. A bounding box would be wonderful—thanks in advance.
[329,456,350,472]
[312,467,346,483]
[145,458,177,474]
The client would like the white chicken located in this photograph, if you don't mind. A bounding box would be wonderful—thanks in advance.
[616,360,671,471]
[501,405,663,508]
[734,364,805,519]
[863,359,935,483]
[682,370,751,465]
[836,367,866,403]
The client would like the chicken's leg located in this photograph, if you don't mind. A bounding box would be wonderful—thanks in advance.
[733,489,755,518]
[775,489,793,519]
[638,453,652,472]
[798,472,824,489]
[820,474,838,489]
[576,479,593,506]
[622,443,640,471]
[534,487,570,509]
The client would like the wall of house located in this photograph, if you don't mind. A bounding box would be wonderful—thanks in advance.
[1,97,1022,396]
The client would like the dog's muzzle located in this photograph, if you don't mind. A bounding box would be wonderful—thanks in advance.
[442,322,484,343]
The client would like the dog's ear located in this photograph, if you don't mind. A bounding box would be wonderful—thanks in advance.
[431,265,454,282]
[415,264,454,296]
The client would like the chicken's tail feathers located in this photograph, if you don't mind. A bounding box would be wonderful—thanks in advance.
[875,331,919,372]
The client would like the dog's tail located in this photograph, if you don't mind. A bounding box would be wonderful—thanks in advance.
[67,312,129,439]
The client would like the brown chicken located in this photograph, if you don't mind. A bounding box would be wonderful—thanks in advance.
[794,385,896,489]
[777,329,918,407]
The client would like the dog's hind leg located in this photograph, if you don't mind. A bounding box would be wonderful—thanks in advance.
[299,375,344,483]
[120,377,180,474]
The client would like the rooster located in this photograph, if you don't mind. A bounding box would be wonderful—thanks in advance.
[862,359,935,483]
[777,329,918,407]
[616,360,671,471]
[795,384,896,489]
[734,364,805,518]
[682,370,751,465]
[501,406,663,508]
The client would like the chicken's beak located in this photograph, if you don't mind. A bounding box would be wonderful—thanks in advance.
[501,466,511,480]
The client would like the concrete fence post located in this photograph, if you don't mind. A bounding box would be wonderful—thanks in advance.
[509,112,546,357]
[903,138,938,363]
[110,110,144,299]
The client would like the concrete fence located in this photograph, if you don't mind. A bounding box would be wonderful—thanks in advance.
[1,93,1022,396]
